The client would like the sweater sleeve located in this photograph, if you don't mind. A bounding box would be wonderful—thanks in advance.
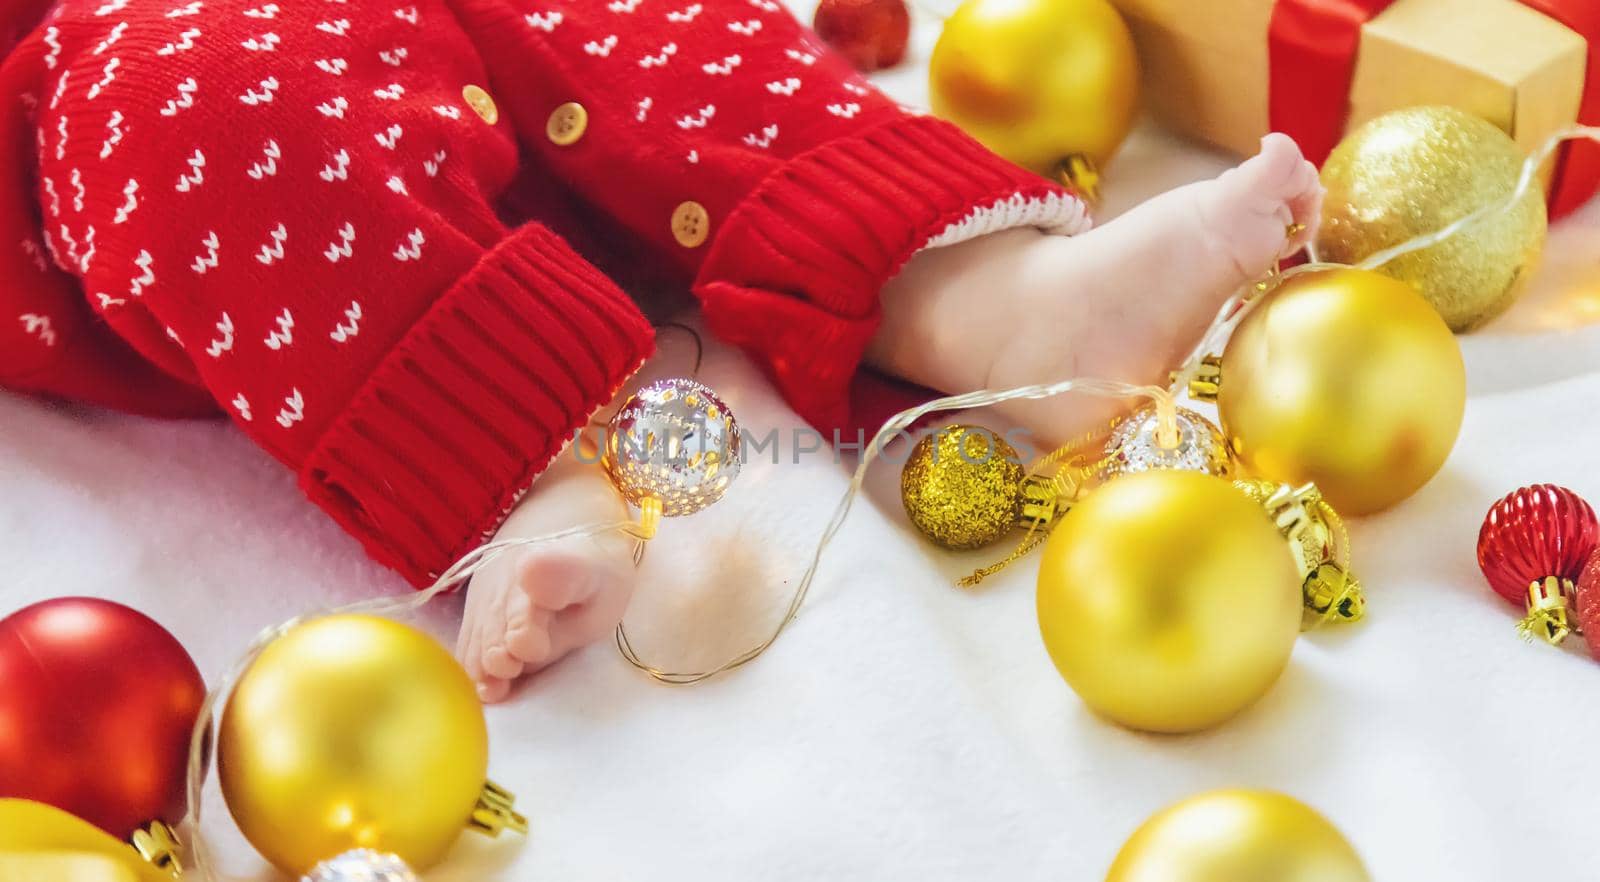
[1,2,655,584]
[453,0,1093,432]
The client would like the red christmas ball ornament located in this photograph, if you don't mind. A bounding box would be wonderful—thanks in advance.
[813,0,910,72]
[1576,549,1600,660]
[0,598,205,851]
[1477,485,1599,644]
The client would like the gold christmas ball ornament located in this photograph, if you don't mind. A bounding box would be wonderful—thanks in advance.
[902,425,1053,550]
[0,799,176,882]
[930,0,1140,195]
[1106,789,1371,882]
[604,378,741,523]
[218,615,526,876]
[1318,105,1546,332]
[1104,403,1230,479]
[1036,470,1301,733]
[1204,268,1466,516]
[1235,480,1365,626]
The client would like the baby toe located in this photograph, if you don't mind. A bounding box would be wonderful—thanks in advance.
[482,644,525,681]
[477,676,514,704]
[457,616,488,684]
[1260,131,1304,162]
[503,588,557,668]
[1235,134,1311,202]
[517,550,600,612]
[505,621,556,670]
[1289,172,1326,229]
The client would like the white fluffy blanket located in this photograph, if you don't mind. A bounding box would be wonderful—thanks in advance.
[4,4,1599,879]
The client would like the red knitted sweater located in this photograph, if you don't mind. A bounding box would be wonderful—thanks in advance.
[0,0,1089,585]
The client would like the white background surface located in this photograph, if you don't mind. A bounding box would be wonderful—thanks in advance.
[4,3,1600,880]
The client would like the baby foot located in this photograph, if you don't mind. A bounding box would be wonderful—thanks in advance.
[871,134,1323,449]
[458,445,639,703]
[1193,132,1324,280]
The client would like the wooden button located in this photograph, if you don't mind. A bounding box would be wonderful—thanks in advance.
[462,84,499,125]
[546,102,588,146]
[671,201,710,248]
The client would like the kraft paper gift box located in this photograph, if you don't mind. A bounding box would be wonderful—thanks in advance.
[1108,0,1599,217]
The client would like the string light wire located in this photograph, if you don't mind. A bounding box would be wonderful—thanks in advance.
[178,126,1600,879]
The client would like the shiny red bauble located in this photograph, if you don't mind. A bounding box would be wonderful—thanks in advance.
[0,597,205,839]
[1477,485,1599,605]
[814,0,910,72]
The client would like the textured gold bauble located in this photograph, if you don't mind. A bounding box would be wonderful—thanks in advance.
[1318,105,1546,332]
[604,378,741,517]
[902,426,1026,550]
[1218,269,1465,516]
[218,615,491,875]
[1106,789,1371,882]
[1035,471,1301,733]
[930,0,1140,182]
[1105,404,1230,479]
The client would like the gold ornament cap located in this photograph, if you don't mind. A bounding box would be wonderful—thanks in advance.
[130,821,184,878]
[1519,577,1575,644]
[1179,354,1223,403]
[1235,479,1365,627]
[468,780,529,838]
[1304,564,1365,626]
[1056,154,1101,205]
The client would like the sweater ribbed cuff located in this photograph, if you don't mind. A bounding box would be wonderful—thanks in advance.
[300,224,654,586]
[694,115,1088,433]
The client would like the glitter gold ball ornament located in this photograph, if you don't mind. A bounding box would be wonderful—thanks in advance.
[302,849,419,882]
[1036,470,1301,733]
[1235,480,1364,626]
[604,378,741,524]
[1105,789,1371,882]
[1209,268,1465,516]
[930,0,1140,195]
[901,425,1041,550]
[1104,404,1230,479]
[218,615,525,876]
[1317,106,1547,332]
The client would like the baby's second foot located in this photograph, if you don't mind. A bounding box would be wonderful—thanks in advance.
[872,134,1323,448]
[1193,132,1324,280]
[458,446,638,703]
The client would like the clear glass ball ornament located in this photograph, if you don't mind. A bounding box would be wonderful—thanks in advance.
[300,850,419,882]
[603,378,742,516]
[1104,404,1230,478]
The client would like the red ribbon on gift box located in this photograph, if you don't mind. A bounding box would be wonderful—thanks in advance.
[1269,0,1600,219]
